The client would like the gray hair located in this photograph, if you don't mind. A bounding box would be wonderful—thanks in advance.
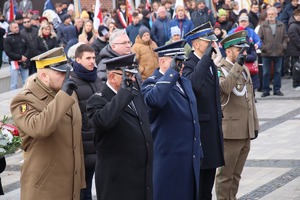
[267,7,277,14]
[109,29,127,46]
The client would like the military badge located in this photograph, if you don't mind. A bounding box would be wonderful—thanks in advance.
[20,104,28,114]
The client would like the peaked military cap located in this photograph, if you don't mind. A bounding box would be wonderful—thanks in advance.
[220,30,249,49]
[184,22,217,46]
[104,53,138,74]
[154,40,186,58]
[31,47,72,72]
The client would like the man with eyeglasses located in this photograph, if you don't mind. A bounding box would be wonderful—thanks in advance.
[97,29,132,83]
[20,16,38,75]
[87,53,153,200]
[3,20,30,90]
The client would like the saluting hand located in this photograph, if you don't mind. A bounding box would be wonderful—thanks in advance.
[204,41,217,58]
[62,67,77,96]
[236,47,246,66]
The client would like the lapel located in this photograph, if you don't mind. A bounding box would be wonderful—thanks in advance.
[190,53,214,83]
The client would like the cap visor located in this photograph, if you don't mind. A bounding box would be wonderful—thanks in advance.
[234,43,250,48]
[50,63,73,72]
[199,34,218,42]
[124,68,139,74]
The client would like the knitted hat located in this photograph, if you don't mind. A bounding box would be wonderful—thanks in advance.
[81,10,89,19]
[98,25,109,37]
[214,22,222,30]
[142,9,151,18]
[61,14,71,22]
[171,26,181,37]
[218,9,227,17]
[139,26,150,38]
[15,12,23,20]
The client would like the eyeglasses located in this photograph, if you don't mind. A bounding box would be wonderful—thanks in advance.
[113,41,132,45]
[113,72,134,78]
[23,21,30,24]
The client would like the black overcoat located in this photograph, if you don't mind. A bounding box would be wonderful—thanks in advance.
[183,53,225,169]
[86,85,153,200]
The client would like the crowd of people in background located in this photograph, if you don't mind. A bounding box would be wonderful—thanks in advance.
[1,0,300,199]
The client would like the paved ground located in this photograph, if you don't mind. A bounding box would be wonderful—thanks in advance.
[0,64,300,199]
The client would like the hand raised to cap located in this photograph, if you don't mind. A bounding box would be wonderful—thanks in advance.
[204,41,217,58]
[170,54,183,73]
[236,47,246,66]
[62,67,77,96]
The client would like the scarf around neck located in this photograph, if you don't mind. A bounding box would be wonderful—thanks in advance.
[73,61,97,82]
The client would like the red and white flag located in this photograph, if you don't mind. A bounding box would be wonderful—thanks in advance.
[10,61,19,70]
[93,0,103,30]
[9,0,15,22]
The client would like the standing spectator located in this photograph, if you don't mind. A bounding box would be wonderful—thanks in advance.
[141,40,203,200]
[81,10,90,23]
[141,9,151,30]
[74,17,84,37]
[166,26,192,57]
[215,30,259,200]
[258,7,288,97]
[79,20,96,45]
[36,22,59,55]
[126,12,144,45]
[55,3,64,21]
[20,16,38,75]
[191,0,216,28]
[87,54,153,200]
[97,29,131,83]
[3,21,30,90]
[71,44,103,200]
[91,25,110,65]
[61,1,69,15]
[0,27,5,69]
[183,23,225,200]
[108,22,117,34]
[19,0,33,15]
[131,26,158,81]
[169,5,194,38]
[115,1,129,28]
[286,8,300,90]
[216,8,232,33]
[230,1,239,23]
[10,47,85,200]
[15,12,24,30]
[150,1,160,24]
[162,0,174,19]
[281,0,299,28]
[248,3,260,28]
[56,14,73,47]
[151,6,170,47]
[274,2,284,21]
[3,0,18,20]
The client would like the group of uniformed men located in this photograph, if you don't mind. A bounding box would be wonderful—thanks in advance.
[10,21,258,200]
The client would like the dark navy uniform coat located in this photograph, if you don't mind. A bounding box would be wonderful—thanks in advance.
[141,67,203,200]
[86,85,153,200]
[183,53,225,169]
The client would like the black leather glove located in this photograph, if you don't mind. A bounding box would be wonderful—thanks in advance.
[170,55,183,73]
[251,130,259,140]
[236,47,246,66]
[121,68,138,95]
[204,41,217,57]
[62,67,77,96]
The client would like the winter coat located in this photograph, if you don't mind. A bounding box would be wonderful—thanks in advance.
[86,85,153,200]
[71,70,103,171]
[10,77,85,200]
[281,3,299,28]
[97,45,121,83]
[3,32,30,62]
[191,7,216,28]
[169,16,194,38]
[142,68,202,200]
[126,23,144,44]
[150,17,170,47]
[258,20,288,57]
[91,37,108,65]
[287,16,300,56]
[0,27,5,51]
[36,35,59,55]
[183,53,224,169]
[217,20,232,33]
[248,11,259,28]
[20,27,38,58]
[131,36,158,80]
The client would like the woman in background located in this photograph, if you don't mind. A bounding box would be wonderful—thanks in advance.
[36,22,59,55]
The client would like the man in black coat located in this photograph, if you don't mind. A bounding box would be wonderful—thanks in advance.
[87,54,153,200]
[248,3,260,28]
[91,25,109,65]
[183,22,225,200]
[71,44,103,200]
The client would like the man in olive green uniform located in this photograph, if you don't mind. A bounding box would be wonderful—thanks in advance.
[215,31,259,200]
[10,47,85,200]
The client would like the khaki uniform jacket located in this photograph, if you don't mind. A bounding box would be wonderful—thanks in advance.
[217,58,259,139]
[10,77,85,200]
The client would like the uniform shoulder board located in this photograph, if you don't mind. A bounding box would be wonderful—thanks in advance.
[95,92,103,97]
